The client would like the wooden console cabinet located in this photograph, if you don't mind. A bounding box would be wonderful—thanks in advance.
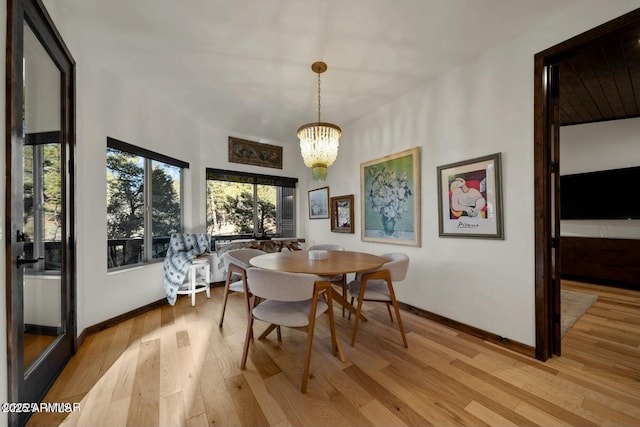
[560,237,640,290]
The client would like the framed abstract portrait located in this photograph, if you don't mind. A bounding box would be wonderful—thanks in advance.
[361,147,421,246]
[330,195,354,233]
[308,186,329,219]
[437,152,504,239]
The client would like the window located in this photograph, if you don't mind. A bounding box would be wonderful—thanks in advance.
[107,137,188,269]
[206,169,297,241]
[23,132,63,272]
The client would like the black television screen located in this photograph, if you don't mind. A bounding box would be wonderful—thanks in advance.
[560,166,640,220]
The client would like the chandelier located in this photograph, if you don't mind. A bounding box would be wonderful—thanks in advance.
[297,61,342,181]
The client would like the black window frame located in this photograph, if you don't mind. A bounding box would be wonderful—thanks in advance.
[206,168,298,245]
[107,137,188,270]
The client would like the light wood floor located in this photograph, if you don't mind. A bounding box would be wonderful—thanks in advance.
[27,280,640,427]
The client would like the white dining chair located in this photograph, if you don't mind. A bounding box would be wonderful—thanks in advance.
[241,267,343,393]
[348,252,410,348]
[218,248,266,328]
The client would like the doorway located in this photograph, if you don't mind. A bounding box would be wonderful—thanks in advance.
[534,8,640,360]
[6,0,76,425]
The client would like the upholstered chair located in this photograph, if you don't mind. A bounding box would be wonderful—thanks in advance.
[348,252,410,348]
[241,267,343,393]
[218,248,266,327]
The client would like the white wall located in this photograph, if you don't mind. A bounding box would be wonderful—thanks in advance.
[304,0,640,346]
[560,117,640,239]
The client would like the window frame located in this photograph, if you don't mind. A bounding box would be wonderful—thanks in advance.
[205,168,298,241]
[23,132,63,274]
[107,137,188,270]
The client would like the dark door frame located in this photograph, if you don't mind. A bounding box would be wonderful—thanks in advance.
[5,0,76,424]
[533,8,640,361]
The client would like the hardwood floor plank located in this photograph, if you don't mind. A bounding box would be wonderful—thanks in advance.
[451,359,599,427]
[186,412,209,427]
[405,393,472,427]
[554,365,640,404]
[241,359,289,426]
[159,321,181,398]
[197,349,243,427]
[407,334,522,410]
[464,400,518,427]
[244,336,283,379]
[359,399,408,427]
[99,398,130,427]
[377,345,535,427]
[225,374,270,427]
[329,392,375,427]
[343,364,429,426]
[581,396,640,425]
[176,337,206,420]
[513,400,573,427]
[99,318,136,377]
[264,372,337,427]
[108,342,140,403]
[126,339,161,426]
[159,391,187,427]
[127,314,148,347]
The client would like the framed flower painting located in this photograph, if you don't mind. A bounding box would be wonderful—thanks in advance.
[360,147,421,246]
[436,152,503,239]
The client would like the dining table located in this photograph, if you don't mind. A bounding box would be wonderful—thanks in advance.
[249,250,387,320]
[249,250,387,366]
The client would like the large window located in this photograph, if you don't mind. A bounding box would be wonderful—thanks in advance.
[107,137,188,269]
[206,169,297,240]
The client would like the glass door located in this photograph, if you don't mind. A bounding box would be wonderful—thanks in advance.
[6,1,76,425]
[21,21,65,374]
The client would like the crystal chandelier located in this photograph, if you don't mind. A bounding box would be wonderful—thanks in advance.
[297,61,342,181]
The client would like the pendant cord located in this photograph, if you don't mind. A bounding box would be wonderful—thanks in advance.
[317,72,321,123]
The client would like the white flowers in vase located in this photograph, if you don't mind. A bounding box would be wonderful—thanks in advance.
[366,166,412,221]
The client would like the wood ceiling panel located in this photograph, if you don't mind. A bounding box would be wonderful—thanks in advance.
[566,57,606,120]
[572,50,614,118]
[560,64,596,124]
[559,25,640,127]
[585,45,627,118]
[602,38,637,116]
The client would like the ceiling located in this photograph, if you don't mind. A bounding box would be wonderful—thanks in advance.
[46,0,590,143]
[559,23,640,126]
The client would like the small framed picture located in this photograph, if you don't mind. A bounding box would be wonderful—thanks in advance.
[330,195,354,233]
[437,152,504,239]
[308,186,329,219]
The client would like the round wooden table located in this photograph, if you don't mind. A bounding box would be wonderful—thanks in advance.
[250,250,386,319]
[249,250,386,276]
[250,250,386,361]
